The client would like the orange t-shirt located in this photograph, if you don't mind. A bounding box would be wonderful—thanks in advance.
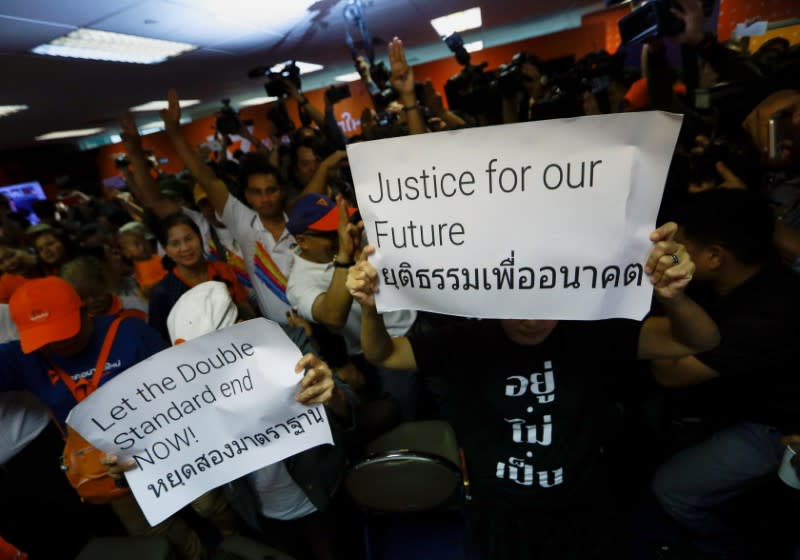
[0,273,29,304]
[174,261,248,304]
[134,255,167,290]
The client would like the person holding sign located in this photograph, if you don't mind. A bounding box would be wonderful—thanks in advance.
[159,281,356,560]
[0,278,206,560]
[346,224,719,560]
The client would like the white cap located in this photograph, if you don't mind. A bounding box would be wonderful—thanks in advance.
[166,281,238,344]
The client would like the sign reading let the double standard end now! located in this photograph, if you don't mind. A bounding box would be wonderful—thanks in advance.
[346,111,683,321]
[66,319,332,526]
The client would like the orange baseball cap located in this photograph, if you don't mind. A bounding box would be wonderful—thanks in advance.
[9,277,82,353]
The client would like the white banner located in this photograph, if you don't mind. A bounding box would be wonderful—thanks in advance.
[347,111,683,320]
[66,319,333,526]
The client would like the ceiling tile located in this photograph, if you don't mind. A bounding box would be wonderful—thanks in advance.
[0,17,74,51]
[0,0,141,27]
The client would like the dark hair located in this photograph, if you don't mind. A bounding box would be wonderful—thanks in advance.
[158,212,203,247]
[673,189,775,265]
[239,153,281,190]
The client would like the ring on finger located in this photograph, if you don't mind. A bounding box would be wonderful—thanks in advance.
[671,254,680,265]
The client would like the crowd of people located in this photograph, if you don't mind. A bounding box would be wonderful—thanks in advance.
[2,0,800,558]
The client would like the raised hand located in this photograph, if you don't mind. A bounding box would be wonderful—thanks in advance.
[346,245,379,308]
[673,0,705,46]
[118,111,141,151]
[389,37,415,100]
[159,88,182,132]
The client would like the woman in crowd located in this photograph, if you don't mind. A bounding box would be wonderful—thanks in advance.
[148,212,254,340]
[28,225,74,275]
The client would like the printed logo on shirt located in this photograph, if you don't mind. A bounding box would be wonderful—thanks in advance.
[47,360,123,386]
[496,360,564,489]
[253,241,289,304]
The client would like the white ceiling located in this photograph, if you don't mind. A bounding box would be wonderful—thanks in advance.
[0,0,602,150]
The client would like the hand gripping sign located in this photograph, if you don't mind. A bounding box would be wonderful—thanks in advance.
[67,319,333,525]
[346,111,684,320]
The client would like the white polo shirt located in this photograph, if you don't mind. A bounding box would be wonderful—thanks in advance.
[220,196,295,324]
[287,255,416,355]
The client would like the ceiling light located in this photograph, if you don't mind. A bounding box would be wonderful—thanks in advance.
[129,99,200,112]
[430,7,482,37]
[239,96,279,107]
[36,128,104,141]
[464,40,484,53]
[335,72,361,82]
[32,28,197,64]
[0,105,28,118]
[270,61,324,75]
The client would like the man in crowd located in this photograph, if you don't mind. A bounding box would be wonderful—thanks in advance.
[286,193,417,417]
[651,189,800,556]
[160,89,295,323]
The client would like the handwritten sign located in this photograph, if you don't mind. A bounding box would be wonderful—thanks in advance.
[66,319,332,526]
[346,111,683,320]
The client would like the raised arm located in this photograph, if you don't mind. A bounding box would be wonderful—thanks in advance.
[119,112,182,219]
[310,196,362,329]
[637,222,720,359]
[297,150,348,201]
[160,88,230,215]
[389,38,426,135]
[346,245,418,370]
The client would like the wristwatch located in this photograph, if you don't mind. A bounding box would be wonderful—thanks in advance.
[333,257,355,268]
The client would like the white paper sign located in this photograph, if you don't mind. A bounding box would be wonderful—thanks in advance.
[347,112,683,320]
[733,20,768,39]
[66,318,333,526]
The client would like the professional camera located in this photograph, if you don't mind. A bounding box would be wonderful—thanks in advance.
[247,61,302,98]
[215,99,242,135]
[442,32,492,116]
[495,52,543,98]
[618,0,715,44]
[114,154,131,169]
[326,83,352,105]
[689,135,758,186]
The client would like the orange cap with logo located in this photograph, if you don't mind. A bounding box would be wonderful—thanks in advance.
[9,277,82,354]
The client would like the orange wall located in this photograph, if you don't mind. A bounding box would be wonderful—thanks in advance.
[581,4,631,54]
[717,0,799,41]
[96,21,611,180]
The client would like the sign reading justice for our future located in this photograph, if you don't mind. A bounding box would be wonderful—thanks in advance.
[66,319,333,526]
[346,111,683,320]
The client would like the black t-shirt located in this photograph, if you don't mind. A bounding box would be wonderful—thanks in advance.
[408,319,641,511]
[687,264,800,432]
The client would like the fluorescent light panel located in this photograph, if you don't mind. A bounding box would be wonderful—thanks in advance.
[0,105,28,117]
[335,72,361,82]
[129,99,200,112]
[239,96,278,107]
[464,40,484,53]
[32,28,196,64]
[270,61,324,75]
[36,128,104,141]
[430,7,482,37]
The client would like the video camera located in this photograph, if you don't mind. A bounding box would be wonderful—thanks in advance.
[215,99,242,135]
[247,61,302,98]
